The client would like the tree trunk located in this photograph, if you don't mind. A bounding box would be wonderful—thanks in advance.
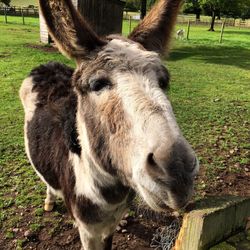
[196,12,200,21]
[140,0,147,20]
[208,11,216,31]
[217,12,221,20]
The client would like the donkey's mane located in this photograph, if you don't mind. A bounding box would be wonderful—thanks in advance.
[29,62,81,156]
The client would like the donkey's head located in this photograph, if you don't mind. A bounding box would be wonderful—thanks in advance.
[40,0,199,211]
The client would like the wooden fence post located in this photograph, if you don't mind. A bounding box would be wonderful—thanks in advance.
[186,20,190,40]
[21,8,25,25]
[129,15,132,34]
[4,7,8,23]
[219,20,226,43]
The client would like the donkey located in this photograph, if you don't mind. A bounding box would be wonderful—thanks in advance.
[20,0,199,249]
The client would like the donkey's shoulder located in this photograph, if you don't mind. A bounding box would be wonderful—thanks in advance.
[20,62,81,157]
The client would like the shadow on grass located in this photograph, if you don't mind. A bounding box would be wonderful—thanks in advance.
[169,45,250,70]
[224,30,250,36]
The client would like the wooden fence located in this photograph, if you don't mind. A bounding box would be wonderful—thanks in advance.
[176,15,250,28]
[1,6,249,30]
[124,13,250,29]
[0,6,39,18]
[78,0,125,35]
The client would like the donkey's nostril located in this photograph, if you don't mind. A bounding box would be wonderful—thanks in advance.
[189,157,199,175]
[193,157,199,173]
[191,157,196,168]
[147,153,157,166]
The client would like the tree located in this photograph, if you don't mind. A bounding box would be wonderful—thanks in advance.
[199,0,224,31]
[140,0,147,19]
[125,0,141,12]
[199,0,250,31]
[125,0,157,18]
[183,0,202,21]
[147,0,156,9]
[238,0,250,19]
[0,0,11,6]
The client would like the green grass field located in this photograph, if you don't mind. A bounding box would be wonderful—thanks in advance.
[0,15,39,26]
[10,0,38,7]
[0,18,249,247]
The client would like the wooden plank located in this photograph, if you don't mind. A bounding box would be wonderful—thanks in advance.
[174,196,250,250]
[39,0,124,43]
[78,0,125,35]
[39,8,49,43]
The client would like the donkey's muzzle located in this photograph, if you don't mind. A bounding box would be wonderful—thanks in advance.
[147,139,199,178]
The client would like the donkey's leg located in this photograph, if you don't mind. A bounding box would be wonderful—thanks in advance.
[78,225,111,250]
[79,231,113,250]
[103,235,113,250]
[44,186,56,212]
[79,230,103,250]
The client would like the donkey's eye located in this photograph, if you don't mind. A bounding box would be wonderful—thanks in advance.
[89,79,111,92]
[158,78,168,90]
[158,65,170,91]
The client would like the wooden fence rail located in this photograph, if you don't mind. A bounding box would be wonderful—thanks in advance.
[123,14,250,28]
[0,6,39,17]
[1,7,249,29]
[176,15,250,28]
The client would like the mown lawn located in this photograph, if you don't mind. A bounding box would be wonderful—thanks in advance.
[10,0,38,7]
[0,15,39,26]
[0,18,249,248]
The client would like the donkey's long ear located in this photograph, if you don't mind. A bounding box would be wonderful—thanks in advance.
[129,0,183,55]
[39,0,106,60]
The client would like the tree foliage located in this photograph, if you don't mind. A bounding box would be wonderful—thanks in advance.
[183,0,202,20]
[125,0,157,12]
[125,0,141,12]
[184,0,250,18]
[238,0,250,19]
[201,0,238,17]
[0,0,11,6]
[183,0,250,31]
